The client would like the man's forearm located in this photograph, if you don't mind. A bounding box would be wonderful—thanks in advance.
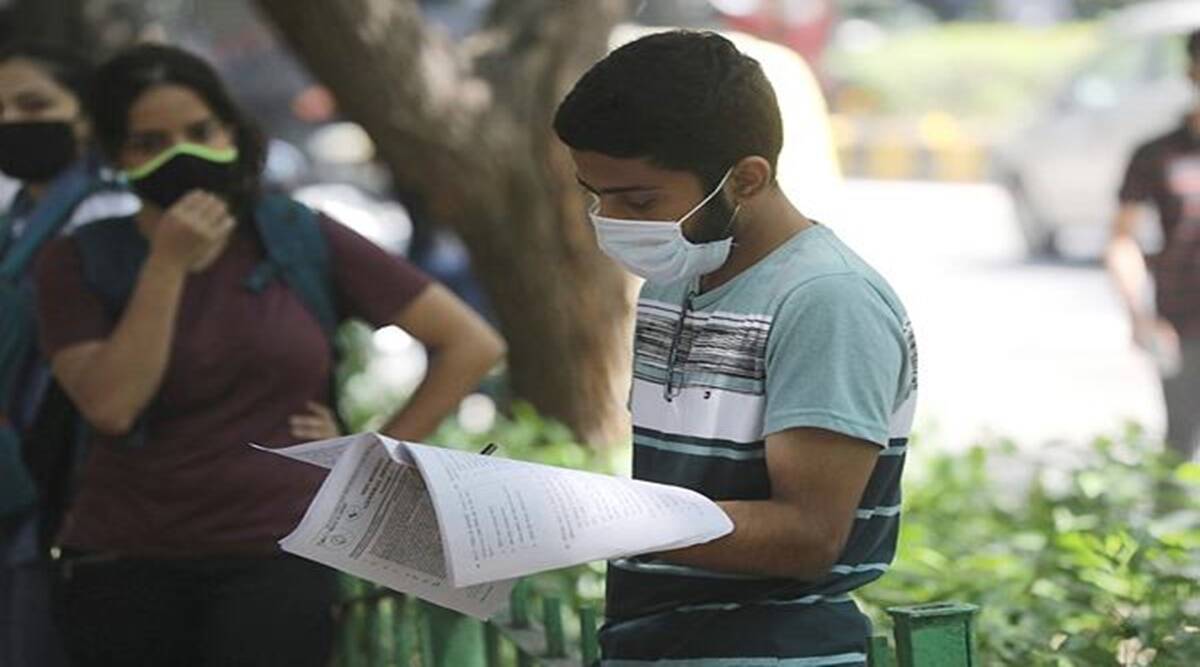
[1106,236,1151,320]
[655,499,845,581]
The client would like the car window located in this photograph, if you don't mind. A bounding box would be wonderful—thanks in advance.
[1148,33,1189,81]
[1065,39,1153,110]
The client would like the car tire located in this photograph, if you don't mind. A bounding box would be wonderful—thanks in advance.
[1009,179,1058,258]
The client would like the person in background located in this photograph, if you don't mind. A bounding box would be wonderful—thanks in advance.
[0,42,137,667]
[555,31,916,666]
[1108,29,1200,464]
[34,44,505,667]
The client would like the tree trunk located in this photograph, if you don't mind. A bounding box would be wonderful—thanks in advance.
[255,0,634,445]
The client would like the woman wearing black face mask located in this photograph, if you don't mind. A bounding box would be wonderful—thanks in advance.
[33,45,505,667]
[0,43,136,667]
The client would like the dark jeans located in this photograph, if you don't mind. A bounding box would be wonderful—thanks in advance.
[1162,338,1200,462]
[1,560,70,667]
[54,551,337,667]
[1,511,69,667]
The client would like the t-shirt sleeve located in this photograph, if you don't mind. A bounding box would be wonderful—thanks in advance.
[320,216,434,327]
[763,274,907,446]
[34,236,116,357]
[1118,142,1157,203]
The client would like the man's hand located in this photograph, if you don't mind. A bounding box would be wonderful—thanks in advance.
[1133,316,1182,375]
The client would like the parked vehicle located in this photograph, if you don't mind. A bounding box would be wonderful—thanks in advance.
[996,1,1200,257]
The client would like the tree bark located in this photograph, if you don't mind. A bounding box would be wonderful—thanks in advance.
[255,0,633,444]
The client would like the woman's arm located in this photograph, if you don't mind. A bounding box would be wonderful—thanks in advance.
[47,192,235,435]
[377,284,506,442]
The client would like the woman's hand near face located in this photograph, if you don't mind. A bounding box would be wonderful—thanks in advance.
[148,190,235,272]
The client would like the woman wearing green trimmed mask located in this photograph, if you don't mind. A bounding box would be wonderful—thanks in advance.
[33,44,505,667]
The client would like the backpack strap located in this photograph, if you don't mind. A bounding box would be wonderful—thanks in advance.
[0,212,14,259]
[249,194,338,336]
[250,195,347,433]
[75,196,340,331]
[73,216,148,320]
[72,217,149,449]
[0,169,102,282]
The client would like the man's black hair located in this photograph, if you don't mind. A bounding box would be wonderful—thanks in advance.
[554,30,783,191]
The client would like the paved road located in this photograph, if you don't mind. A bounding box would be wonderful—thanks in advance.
[822,179,1163,453]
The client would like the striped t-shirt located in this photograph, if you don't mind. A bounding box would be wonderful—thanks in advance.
[600,223,918,666]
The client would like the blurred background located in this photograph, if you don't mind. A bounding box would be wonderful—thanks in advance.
[9,0,1173,449]
[0,0,1180,475]
[8,2,1197,662]
[3,0,1168,454]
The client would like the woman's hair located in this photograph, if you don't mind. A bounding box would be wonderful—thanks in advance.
[0,41,94,104]
[89,43,265,211]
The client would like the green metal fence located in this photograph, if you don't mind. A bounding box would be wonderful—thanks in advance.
[334,576,978,667]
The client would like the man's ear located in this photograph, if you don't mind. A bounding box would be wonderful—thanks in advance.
[729,156,773,201]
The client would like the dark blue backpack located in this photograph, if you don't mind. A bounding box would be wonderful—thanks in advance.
[75,193,338,332]
[70,193,343,446]
[0,170,107,517]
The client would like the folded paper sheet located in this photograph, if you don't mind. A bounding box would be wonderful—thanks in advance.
[258,434,733,619]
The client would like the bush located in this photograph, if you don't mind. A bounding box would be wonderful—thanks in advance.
[342,342,1198,664]
[451,412,1200,664]
[856,426,1200,665]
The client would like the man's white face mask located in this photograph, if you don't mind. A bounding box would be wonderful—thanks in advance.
[589,168,740,284]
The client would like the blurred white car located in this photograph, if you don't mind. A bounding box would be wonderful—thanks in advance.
[996,0,1200,257]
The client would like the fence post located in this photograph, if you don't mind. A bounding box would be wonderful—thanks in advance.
[510,580,531,629]
[369,594,393,666]
[338,577,368,667]
[484,620,503,666]
[867,635,895,667]
[579,605,600,666]
[394,596,417,666]
[509,582,535,667]
[888,603,979,667]
[542,595,566,658]
[418,601,436,667]
[421,600,487,667]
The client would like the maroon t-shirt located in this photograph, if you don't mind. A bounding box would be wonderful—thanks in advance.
[1120,121,1200,336]
[35,212,431,556]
